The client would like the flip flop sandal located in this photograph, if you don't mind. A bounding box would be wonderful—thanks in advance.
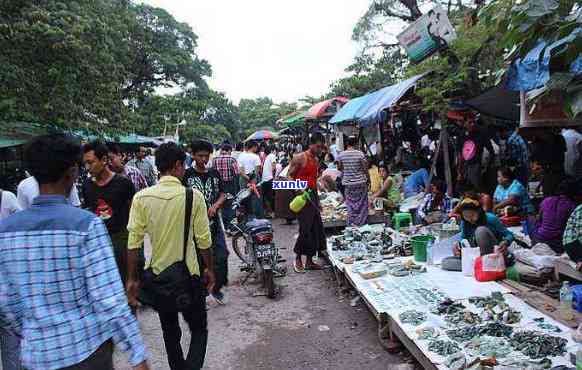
[293,261,305,273]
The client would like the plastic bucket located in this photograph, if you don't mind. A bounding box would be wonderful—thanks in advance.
[411,235,434,262]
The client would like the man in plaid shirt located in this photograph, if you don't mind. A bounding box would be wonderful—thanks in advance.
[501,126,529,186]
[564,204,582,271]
[0,134,149,370]
[212,143,239,228]
[108,144,149,192]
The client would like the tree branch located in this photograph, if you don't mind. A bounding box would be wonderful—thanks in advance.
[374,2,416,22]
[371,42,400,49]
[469,35,495,66]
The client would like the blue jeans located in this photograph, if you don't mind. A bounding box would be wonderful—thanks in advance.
[1,328,22,370]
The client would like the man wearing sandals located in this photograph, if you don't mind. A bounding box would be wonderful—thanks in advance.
[288,133,327,272]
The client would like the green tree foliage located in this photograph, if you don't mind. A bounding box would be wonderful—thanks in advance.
[481,0,582,117]
[239,97,298,138]
[126,89,240,144]
[329,50,407,98]
[339,0,505,115]
[0,0,211,130]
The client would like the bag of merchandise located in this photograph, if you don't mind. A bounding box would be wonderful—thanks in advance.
[461,246,480,277]
[474,253,506,282]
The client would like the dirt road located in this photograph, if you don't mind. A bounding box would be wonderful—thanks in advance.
[114,221,414,370]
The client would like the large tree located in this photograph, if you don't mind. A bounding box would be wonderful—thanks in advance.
[0,0,211,130]
[238,97,298,138]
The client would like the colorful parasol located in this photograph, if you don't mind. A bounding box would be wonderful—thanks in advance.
[305,97,349,120]
[245,130,279,142]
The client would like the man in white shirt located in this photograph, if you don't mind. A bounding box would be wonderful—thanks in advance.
[261,145,277,217]
[0,189,21,220]
[329,137,339,160]
[237,140,261,189]
[369,140,379,156]
[17,176,81,209]
[563,128,582,181]
[236,140,264,218]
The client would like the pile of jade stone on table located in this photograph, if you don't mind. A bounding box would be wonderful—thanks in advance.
[398,292,568,369]
[329,225,413,264]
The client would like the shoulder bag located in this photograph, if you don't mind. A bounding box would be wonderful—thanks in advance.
[138,187,196,312]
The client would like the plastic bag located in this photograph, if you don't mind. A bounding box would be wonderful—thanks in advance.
[482,252,506,272]
[474,254,506,282]
[462,247,480,277]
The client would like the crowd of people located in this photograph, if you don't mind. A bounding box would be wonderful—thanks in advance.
[0,131,332,370]
[0,122,581,370]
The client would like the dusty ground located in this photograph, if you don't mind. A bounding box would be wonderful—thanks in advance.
[112,220,415,370]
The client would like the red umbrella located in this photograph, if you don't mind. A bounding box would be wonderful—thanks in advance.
[305,97,349,120]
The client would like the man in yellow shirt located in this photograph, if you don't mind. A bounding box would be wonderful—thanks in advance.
[126,142,214,370]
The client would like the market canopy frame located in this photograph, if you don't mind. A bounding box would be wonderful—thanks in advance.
[329,73,428,127]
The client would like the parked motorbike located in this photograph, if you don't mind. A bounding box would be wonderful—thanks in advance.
[228,182,286,298]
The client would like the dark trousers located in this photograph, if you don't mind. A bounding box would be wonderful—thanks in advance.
[58,340,113,370]
[565,240,582,264]
[212,224,229,294]
[261,180,274,212]
[158,277,208,370]
[294,195,326,258]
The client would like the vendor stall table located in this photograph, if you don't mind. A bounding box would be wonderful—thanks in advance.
[554,258,582,283]
[326,226,577,369]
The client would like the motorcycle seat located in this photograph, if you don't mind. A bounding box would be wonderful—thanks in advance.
[244,218,272,233]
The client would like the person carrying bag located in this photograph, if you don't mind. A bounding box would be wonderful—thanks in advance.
[126,143,214,370]
[139,188,197,312]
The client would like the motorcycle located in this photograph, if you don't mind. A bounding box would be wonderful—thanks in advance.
[228,182,286,298]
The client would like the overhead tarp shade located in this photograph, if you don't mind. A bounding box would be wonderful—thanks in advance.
[506,27,582,91]
[117,134,155,145]
[465,85,520,122]
[328,95,372,125]
[329,73,427,127]
[358,74,427,128]
[305,97,349,120]
[279,111,306,127]
[0,137,26,149]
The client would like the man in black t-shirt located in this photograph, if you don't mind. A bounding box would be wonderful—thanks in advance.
[184,140,228,304]
[82,141,136,284]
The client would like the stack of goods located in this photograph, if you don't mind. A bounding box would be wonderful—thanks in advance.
[320,192,347,223]
[396,292,569,368]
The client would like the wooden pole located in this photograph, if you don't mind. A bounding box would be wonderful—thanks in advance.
[442,128,453,197]
[426,131,442,193]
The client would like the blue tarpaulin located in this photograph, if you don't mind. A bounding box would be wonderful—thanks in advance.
[506,28,582,91]
[329,74,427,127]
[328,95,373,125]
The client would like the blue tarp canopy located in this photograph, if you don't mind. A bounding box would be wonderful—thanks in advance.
[328,95,371,125]
[506,27,582,91]
[329,74,427,127]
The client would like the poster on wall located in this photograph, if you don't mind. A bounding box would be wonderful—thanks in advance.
[396,5,457,64]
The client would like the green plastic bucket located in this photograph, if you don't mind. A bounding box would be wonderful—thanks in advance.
[411,235,435,263]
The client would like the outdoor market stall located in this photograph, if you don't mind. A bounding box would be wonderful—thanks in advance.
[329,74,428,163]
[325,224,580,369]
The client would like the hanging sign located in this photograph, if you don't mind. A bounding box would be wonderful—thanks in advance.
[397,6,457,64]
